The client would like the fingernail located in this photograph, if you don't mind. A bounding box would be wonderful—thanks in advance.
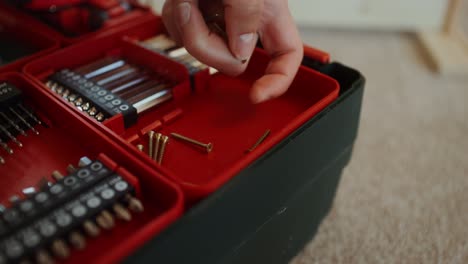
[235,33,256,62]
[252,91,269,104]
[177,2,191,26]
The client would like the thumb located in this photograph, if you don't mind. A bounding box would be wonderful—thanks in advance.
[224,0,262,63]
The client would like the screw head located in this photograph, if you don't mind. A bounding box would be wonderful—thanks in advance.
[206,143,213,153]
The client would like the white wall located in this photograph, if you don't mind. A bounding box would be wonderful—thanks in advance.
[289,0,448,31]
[141,0,449,32]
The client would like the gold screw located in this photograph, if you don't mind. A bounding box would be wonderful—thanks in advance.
[170,133,213,153]
[157,135,169,164]
[136,144,144,152]
[247,129,271,153]
[148,131,155,158]
[153,133,162,162]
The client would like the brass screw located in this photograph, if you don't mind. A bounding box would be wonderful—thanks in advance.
[148,131,155,158]
[247,129,271,153]
[153,133,162,162]
[171,133,213,153]
[157,135,169,164]
[136,144,144,152]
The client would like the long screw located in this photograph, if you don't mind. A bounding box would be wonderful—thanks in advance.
[147,131,155,159]
[136,144,144,152]
[153,133,162,162]
[170,133,213,153]
[247,130,271,153]
[157,136,169,164]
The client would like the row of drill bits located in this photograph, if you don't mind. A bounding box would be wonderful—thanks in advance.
[0,156,144,264]
[0,82,44,165]
[140,34,208,75]
[45,57,174,127]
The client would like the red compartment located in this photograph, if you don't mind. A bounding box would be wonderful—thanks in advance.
[24,21,340,202]
[0,1,156,45]
[25,35,191,136]
[122,50,340,200]
[0,73,183,263]
[0,6,59,73]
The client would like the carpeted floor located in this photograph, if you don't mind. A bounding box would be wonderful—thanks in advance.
[291,29,468,264]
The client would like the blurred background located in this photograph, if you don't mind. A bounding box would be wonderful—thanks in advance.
[143,1,468,263]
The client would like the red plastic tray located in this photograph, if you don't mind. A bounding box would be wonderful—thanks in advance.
[0,6,59,73]
[24,15,340,202]
[0,72,184,263]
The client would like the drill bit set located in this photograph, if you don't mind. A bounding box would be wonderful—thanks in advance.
[0,156,144,263]
[0,82,43,165]
[140,34,208,75]
[45,57,174,127]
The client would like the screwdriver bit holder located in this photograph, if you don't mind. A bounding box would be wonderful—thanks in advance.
[0,72,183,264]
[0,158,142,263]
[32,36,191,130]
[0,82,44,165]
[47,67,140,127]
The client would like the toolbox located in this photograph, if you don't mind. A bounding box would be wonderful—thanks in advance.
[1,7,364,264]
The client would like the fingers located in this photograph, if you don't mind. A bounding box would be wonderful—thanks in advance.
[162,0,247,76]
[223,0,262,63]
[163,0,304,104]
[162,1,182,44]
[251,2,303,103]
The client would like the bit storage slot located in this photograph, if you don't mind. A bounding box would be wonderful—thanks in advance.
[0,73,183,263]
[27,36,192,133]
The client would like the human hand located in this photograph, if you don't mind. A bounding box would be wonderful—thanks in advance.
[162,0,303,103]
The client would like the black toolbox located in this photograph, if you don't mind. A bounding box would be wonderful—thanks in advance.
[126,60,365,264]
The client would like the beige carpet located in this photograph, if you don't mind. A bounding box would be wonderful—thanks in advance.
[292,29,468,264]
